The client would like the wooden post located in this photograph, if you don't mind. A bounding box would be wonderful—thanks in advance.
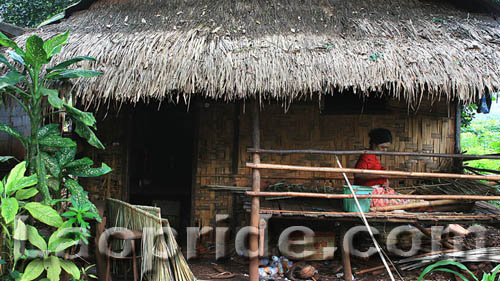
[341,225,353,281]
[249,100,261,281]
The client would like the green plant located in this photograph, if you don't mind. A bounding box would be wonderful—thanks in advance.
[418,260,500,281]
[62,197,101,244]
[70,264,97,281]
[0,30,109,204]
[0,30,110,280]
[16,220,81,281]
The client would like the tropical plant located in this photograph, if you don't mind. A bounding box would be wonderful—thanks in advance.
[15,219,82,281]
[0,161,79,281]
[0,30,109,280]
[0,30,109,205]
[418,260,500,281]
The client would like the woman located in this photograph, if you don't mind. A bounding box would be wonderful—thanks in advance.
[354,128,392,187]
[354,128,409,208]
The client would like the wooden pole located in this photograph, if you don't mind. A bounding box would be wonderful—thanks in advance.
[341,225,352,281]
[247,191,500,201]
[370,200,459,212]
[247,148,500,160]
[246,162,500,181]
[249,101,260,281]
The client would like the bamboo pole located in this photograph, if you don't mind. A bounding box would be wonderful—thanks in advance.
[249,101,260,281]
[246,163,500,181]
[370,200,459,212]
[247,191,500,201]
[247,148,500,160]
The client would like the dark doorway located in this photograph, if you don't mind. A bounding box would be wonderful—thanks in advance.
[128,102,194,236]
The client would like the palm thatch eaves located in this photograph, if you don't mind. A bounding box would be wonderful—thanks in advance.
[11,0,500,106]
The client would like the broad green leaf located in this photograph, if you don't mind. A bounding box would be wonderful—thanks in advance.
[48,56,96,72]
[13,219,27,240]
[0,32,23,54]
[2,70,25,83]
[44,256,61,281]
[36,155,51,202]
[15,188,39,200]
[48,221,73,246]
[55,146,76,167]
[74,121,104,149]
[0,180,3,195]
[0,71,25,90]
[7,50,25,66]
[9,174,38,195]
[38,124,60,139]
[39,136,76,147]
[41,152,61,178]
[5,161,27,194]
[60,260,80,280]
[25,35,48,69]
[45,69,102,80]
[42,30,69,58]
[0,54,15,71]
[67,163,111,178]
[0,156,15,162]
[27,225,48,251]
[64,157,93,169]
[0,123,26,146]
[64,105,96,127]
[40,88,63,109]
[48,238,79,253]
[64,179,100,222]
[47,178,60,192]
[1,197,18,224]
[20,259,44,281]
[25,202,63,228]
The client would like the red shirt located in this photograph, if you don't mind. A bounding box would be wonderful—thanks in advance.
[353,154,388,186]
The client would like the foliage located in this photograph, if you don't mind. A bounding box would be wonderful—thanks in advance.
[462,104,478,128]
[0,162,39,271]
[61,197,101,244]
[0,0,80,28]
[70,264,97,281]
[461,119,500,171]
[418,260,500,281]
[0,30,109,280]
[0,30,108,204]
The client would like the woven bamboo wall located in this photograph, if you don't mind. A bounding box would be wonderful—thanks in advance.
[194,98,457,227]
[79,107,129,202]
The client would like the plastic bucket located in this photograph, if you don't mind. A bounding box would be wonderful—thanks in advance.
[343,185,373,212]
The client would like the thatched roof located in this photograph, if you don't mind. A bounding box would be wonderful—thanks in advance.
[13,0,500,105]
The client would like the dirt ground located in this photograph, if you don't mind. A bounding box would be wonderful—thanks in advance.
[188,226,500,281]
[189,256,497,281]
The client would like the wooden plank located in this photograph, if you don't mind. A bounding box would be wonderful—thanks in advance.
[247,162,500,181]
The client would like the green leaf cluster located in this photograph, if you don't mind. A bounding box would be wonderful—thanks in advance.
[0,30,109,281]
[418,260,500,281]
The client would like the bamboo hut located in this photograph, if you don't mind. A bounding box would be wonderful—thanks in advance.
[5,0,500,279]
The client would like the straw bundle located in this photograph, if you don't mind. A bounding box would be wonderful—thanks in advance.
[8,0,500,107]
[106,198,196,281]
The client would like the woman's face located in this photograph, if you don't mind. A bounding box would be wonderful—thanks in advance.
[374,142,391,151]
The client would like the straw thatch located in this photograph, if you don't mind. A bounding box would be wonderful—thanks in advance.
[13,0,500,105]
[106,198,196,281]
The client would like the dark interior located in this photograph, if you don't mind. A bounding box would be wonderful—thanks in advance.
[128,102,194,236]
